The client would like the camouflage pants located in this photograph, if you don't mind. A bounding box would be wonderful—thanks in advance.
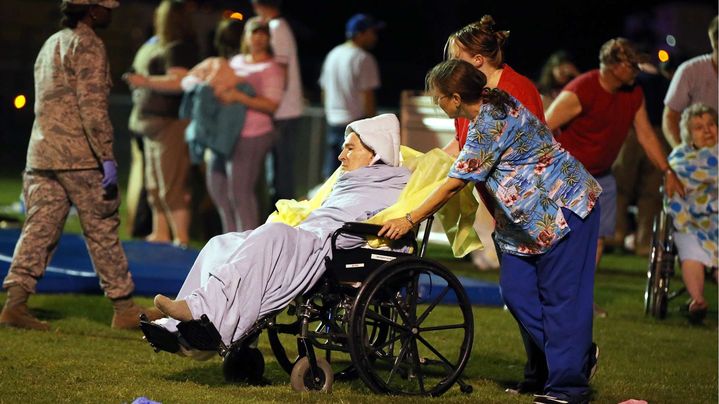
[3,169,134,299]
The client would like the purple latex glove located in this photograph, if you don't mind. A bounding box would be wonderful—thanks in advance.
[101,160,118,188]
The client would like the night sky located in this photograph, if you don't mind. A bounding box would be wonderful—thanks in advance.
[0,0,716,167]
[6,0,718,107]
[274,0,717,105]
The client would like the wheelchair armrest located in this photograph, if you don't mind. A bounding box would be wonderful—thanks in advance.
[330,222,417,255]
[340,222,383,236]
[335,222,415,242]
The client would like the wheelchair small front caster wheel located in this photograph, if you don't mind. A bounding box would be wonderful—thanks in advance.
[290,357,333,393]
[223,345,265,384]
[460,383,473,394]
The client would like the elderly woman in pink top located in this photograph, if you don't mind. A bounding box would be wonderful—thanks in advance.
[209,18,285,232]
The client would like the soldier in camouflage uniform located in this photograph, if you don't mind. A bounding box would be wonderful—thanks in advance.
[0,0,161,330]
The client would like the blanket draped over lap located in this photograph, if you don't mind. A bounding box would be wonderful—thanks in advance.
[160,164,410,345]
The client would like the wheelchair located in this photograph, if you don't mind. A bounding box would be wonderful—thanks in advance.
[644,209,684,319]
[141,216,475,396]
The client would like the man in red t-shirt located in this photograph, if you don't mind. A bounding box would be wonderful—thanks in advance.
[546,37,684,299]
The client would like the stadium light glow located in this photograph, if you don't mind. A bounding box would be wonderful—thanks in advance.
[658,50,669,63]
[14,94,26,109]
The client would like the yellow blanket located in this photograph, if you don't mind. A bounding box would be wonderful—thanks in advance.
[266,146,482,257]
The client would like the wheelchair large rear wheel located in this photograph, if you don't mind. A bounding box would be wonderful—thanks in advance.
[645,213,675,319]
[348,257,474,396]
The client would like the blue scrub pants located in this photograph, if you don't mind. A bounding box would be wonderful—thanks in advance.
[499,206,599,399]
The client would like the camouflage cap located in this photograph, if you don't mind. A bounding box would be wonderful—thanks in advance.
[63,0,119,9]
[599,37,650,67]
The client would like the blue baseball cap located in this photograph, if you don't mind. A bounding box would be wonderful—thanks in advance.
[345,14,385,39]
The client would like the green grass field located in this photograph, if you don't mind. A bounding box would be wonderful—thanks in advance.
[0,176,716,403]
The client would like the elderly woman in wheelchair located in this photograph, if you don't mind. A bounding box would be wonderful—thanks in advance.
[141,113,478,395]
[662,103,718,324]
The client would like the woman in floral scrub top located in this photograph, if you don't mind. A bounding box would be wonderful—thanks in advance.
[380,59,602,404]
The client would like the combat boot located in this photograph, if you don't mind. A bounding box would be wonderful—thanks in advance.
[0,285,50,331]
[111,296,164,329]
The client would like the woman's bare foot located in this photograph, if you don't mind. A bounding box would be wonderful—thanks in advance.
[154,294,193,322]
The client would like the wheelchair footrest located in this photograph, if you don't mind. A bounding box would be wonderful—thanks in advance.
[140,314,181,354]
[176,314,227,353]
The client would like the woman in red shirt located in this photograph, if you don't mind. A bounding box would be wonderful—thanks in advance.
[442,15,545,156]
[440,15,552,396]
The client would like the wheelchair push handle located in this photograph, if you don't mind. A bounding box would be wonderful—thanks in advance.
[330,222,417,257]
[332,222,416,245]
[330,215,435,258]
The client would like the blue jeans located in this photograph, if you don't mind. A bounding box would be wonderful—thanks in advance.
[596,173,616,239]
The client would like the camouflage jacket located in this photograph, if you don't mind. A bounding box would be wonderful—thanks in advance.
[27,22,114,170]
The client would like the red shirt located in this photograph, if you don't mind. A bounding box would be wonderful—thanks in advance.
[555,69,643,176]
[454,64,545,149]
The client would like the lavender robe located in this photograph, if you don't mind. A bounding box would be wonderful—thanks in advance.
[160,164,410,345]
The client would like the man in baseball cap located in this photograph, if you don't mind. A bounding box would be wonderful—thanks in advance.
[345,13,385,40]
[319,14,386,178]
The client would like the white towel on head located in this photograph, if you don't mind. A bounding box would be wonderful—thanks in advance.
[345,114,401,167]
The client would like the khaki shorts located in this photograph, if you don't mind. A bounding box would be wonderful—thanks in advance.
[143,118,191,210]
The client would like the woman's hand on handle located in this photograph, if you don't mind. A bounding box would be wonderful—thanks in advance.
[378,217,414,240]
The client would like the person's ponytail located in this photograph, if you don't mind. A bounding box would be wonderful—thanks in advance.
[495,30,510,48]
[480,87,516,119]
[450,15,509,67]
[478,15,495,30]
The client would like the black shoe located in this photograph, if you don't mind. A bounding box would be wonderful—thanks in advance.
[506,380,544,395]
[588,343,599,381]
